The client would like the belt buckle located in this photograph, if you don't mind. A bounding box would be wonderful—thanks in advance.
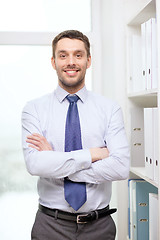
[77,214,88,224]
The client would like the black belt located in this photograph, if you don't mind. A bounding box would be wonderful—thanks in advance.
[39,204,117,224]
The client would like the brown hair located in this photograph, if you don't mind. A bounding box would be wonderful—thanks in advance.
[52,30,91,58]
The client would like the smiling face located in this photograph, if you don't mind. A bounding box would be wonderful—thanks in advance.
[51,38,91,93]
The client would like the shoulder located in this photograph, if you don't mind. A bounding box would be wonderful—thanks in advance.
[87,90,120,111]
[87,91,124,124]
[22,92,54,114]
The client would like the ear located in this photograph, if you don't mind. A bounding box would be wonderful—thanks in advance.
[51,57,56,70]
[87,55,91,69]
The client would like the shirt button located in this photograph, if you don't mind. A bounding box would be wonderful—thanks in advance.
[82,165,84,169]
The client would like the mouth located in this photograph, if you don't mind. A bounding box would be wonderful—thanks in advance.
[64,69,80,76]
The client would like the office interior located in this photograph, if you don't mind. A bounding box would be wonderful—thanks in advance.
[0,0,159,239]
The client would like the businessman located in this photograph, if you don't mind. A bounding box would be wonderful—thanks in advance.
[22,30,130,240]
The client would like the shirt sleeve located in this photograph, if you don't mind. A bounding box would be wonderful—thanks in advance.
[69,104,130,184]
[21,102,91,178]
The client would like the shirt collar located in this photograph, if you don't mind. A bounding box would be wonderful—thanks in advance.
[55,85,88,103]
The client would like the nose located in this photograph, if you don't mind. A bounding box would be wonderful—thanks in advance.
[67,54,75,66]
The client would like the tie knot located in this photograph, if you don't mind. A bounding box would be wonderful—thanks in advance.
[66,95,79,103]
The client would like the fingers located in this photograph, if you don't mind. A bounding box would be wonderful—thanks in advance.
[28,143,41,151]
[26,134,43,147]
[27,133,43,142]
[26,133,52,151]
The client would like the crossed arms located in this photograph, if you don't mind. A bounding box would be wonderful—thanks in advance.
[22,101,130,184]
[26,133,109,163]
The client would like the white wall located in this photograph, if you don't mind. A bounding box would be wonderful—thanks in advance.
[100,1,128,239]
[101,0,126,108]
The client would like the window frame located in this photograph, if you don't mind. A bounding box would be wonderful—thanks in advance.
[0,0,102,93]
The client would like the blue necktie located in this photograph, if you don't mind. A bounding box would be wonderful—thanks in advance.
[64,95,86,211]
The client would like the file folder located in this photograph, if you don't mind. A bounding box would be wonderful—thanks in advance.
[149,193,158,240]
[128,180,158,240]
[144,108,154,180]
[153,108,159,183]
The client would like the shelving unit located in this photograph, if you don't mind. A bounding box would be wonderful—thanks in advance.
[130,167,158,188]
[125,0,159,239]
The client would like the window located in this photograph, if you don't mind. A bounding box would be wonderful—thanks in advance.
[0,0,91,32]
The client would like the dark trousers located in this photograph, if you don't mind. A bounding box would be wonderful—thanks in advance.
[31,210,116,240]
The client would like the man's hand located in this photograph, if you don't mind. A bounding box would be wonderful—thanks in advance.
[26,133,52,151]
[90,147,109,162]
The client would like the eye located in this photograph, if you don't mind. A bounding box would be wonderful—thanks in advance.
[59,54,66,59]
[76,54,82,58]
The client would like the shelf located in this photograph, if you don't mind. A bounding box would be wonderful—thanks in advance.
[128,89,158,97]
[127,0,156,26]
[130,167,158,188]
[128,90,158,107]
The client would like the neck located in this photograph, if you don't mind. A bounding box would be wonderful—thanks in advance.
[58,83,85,94]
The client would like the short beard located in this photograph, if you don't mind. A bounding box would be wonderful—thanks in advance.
[58,77,85,89]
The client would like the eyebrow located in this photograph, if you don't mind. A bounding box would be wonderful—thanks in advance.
[57,50,86,54]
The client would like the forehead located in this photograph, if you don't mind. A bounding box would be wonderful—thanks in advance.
[55,38,87,53]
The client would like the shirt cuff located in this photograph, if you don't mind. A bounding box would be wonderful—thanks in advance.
[72,149,91,171]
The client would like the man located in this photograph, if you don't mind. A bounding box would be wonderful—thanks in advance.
[22,30,130,240]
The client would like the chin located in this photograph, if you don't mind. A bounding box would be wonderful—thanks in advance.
[60,79,84,89]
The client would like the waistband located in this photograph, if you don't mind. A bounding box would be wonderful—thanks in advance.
[39,204,117,224]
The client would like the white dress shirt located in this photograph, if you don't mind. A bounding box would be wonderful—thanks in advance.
[22,85,130,213]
